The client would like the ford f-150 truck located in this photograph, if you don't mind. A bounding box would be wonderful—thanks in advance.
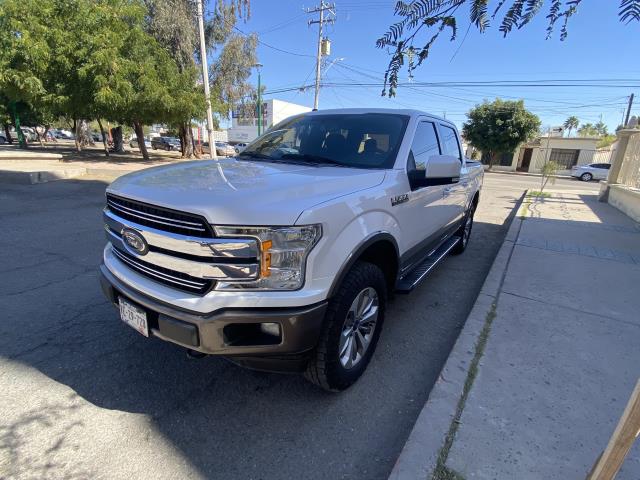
[100,109,483,391]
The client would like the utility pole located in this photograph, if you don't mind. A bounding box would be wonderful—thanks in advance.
[196,0,217,159]
[624,93,634,128]
[307,1,335,110]
[254,63,263,136]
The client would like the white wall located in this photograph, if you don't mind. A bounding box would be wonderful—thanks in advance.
[228,99,311,143]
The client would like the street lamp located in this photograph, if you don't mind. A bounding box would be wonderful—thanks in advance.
[253,63,263,137]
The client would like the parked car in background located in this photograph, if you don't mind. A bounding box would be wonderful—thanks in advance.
[234,142,249,154]
[151,136,181,151]
[215,141,236,157]
[130,137,152,149]
[52,129,74,140]
[571,163,611,182]
[0,134,6,144]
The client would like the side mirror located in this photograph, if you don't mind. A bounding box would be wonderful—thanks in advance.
[425,154,461,181]
[408,154,461,190]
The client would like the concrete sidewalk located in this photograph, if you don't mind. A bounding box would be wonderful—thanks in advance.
[0,158,177,183]
[392,191,640,479]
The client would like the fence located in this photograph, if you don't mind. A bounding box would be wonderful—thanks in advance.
[616,132,640,189]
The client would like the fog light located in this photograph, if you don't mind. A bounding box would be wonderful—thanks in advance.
[259,322,281,337]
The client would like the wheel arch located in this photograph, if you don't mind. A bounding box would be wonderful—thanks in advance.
[327,233,400,298]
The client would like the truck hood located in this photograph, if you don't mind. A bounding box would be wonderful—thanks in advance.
[107,159,386,225]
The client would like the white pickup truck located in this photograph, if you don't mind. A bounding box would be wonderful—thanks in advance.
[100,108,483,391]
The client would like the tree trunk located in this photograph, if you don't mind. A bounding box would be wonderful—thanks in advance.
[73,118,81,151]
[133,121,149,161]
[110,126,125,153]
[97,119,109,157]
[179,122,195,158]
[4,123,13,144]
[488,151,496,170]
[36,126,45,147]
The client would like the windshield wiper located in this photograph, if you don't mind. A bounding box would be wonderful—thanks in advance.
[280,153,348,167]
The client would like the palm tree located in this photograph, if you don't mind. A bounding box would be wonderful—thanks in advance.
[563,116,579,137]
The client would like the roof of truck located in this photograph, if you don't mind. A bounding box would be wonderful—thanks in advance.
[304,108,453,126]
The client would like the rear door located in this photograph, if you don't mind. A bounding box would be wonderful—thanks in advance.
[436,123,467,231]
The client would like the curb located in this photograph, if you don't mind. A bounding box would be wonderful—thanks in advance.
[0,167,87,184]
[484,170,572,179]
[389,202,525,480]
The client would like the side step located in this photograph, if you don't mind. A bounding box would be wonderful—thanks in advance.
[395,236,460,294]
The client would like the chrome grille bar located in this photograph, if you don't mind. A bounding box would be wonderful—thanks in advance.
[112,248,211,293]
[106,194,211,237]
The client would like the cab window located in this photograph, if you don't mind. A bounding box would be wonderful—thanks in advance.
[408,121,440,171]
[439,125,462,162]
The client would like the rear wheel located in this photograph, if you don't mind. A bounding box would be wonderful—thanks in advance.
[305,261,386,392]
[451,202,475,255]
[580,172,593,182]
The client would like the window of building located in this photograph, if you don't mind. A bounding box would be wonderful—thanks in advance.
[549,148,580,169]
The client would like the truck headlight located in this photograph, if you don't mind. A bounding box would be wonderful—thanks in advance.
[214,224,322,290]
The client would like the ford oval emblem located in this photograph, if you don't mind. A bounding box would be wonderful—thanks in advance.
[122,228,148,255]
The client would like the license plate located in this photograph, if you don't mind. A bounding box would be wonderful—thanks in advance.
[118,297,148,337]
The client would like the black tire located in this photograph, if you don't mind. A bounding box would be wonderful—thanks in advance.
[165,144,171,151]
[305,261,387,392]
[451,202,476,255]
[580,172,593,182]
[152,145,157,150]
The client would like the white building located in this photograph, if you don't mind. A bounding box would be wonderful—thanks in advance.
[227,99,311,143]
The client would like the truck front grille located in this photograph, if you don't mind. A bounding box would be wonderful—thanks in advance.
[106,194,212,238]
[112,247,213,295]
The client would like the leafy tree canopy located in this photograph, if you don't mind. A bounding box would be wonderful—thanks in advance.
[462,98,540,166]
[377,0,640,96]
[563,115,579,136]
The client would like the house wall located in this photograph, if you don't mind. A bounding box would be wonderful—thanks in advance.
[514,137,601,173]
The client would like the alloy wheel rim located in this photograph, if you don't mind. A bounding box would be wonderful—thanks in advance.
[339,287,379,369]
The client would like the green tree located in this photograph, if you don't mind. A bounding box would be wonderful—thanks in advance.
[540,160,560,193]
[144,0,254,157]
[462,99,540,169]
[578,123,599,137]
[594,120,608,136]
[377,1,640,96]
[563,116,579,136]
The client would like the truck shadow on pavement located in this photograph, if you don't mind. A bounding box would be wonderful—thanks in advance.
[0,178,522,480]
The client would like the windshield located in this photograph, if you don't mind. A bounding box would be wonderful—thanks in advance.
[240,113,409,169]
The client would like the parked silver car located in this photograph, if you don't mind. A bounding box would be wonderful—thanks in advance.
[571,163,611,182]
[215,141,236,157]
[234,142,249,154]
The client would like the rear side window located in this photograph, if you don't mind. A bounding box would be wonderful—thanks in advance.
[409,121,440,170]
[439,125,461,162]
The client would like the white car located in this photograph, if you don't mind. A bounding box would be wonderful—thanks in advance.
[571,163,611,182]
[100,108,483,391]
[234,142,249,154]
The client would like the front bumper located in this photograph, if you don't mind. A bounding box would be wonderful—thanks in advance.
[100,264,327,368]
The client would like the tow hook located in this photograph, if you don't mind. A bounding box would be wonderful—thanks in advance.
[186,349,207,359]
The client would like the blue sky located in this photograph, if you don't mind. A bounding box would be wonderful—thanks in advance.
[210,0,639,132]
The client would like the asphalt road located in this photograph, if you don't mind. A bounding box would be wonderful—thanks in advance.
[0,172,598,480]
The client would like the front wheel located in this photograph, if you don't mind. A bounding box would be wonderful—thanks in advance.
[580,172,593,182]
[305,261,387,392]
[451,203,475,255]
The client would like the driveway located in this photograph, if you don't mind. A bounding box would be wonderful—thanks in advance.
[0,173,599,479]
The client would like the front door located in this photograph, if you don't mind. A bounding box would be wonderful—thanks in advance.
[519,148,533,171]
[395,120,451,270]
